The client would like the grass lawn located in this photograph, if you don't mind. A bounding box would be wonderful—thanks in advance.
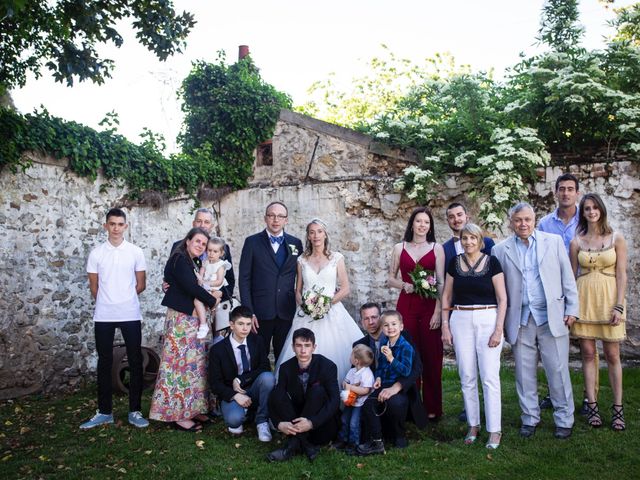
[1,366,638,480]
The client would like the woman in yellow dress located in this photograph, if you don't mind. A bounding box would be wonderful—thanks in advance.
[569,193,627,431]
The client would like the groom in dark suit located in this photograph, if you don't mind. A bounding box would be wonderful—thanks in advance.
[239,201,303,360]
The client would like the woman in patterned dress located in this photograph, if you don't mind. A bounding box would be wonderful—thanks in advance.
[149,227,219,431]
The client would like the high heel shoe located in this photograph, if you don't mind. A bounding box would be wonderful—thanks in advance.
[611,404,626,431]
[486,432,502,450]
[584,401,602,428]
[464,426,480,445]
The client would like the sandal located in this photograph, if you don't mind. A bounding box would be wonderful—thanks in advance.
[584,401,602,428]
[611,404,626,431]
[173,421,202,432]
[464,426,480,445]
[486,432,502,450]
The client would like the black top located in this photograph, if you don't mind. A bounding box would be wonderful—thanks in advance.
[171,240,235,301]
[447,254,503,305]
[162,252,218,315]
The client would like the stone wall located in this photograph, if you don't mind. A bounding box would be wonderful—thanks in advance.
[1,110,638,399]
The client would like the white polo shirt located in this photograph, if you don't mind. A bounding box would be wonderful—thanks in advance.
[87,239,146,322]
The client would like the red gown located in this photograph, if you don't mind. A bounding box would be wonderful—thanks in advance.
[396,244,443,418]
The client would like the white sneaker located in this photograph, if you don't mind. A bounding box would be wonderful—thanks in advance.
[228,425,243,435]
[257,422,272,442]
[196,324,210,339]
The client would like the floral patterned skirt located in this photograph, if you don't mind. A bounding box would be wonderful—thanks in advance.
[149,308,208,422]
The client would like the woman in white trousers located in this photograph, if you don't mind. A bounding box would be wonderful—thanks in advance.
[441,223,507,449]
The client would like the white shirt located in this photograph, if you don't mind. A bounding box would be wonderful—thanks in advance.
[454,237,464,255]
[87,239,146,322]
[344,366,375,407]
[229,335,251,375]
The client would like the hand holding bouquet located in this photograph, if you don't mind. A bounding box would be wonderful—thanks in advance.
[299,286,332,320]
[408,264,438,299]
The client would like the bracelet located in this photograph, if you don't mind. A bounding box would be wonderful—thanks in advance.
[612,304,624,314]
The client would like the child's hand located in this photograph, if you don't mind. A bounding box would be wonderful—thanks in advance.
[381,345,393,363]
[373,377,381,389]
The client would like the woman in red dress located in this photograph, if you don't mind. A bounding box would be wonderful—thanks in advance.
[388,207,445,419]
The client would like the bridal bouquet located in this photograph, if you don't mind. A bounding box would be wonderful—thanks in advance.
[300,286,332,320]
[408,264,438,299]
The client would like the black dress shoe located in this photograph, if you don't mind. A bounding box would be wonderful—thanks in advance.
[458,409,467,423]
[356,439,385,456]
[519,425,536,438]
[539,395,553,409]
[554,427,572,439]
[303,444,320,461]
[266,438,300,462]
[394,437,409,449]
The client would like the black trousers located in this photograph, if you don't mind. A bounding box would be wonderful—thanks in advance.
[95,321,143,414]
[257,316,292,361]
[361,388,409,442]
[269,384,339,446]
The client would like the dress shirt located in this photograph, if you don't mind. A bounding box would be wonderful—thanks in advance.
[229,335,251,375]
[269,233,284,253]
[453,237,464,255]
[515,231,548,327]
[538,207,579,254]
[375,334,413,388]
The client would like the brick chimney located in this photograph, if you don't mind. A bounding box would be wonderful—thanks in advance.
[238,45,250,60]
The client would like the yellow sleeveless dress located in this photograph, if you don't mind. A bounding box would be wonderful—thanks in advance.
[571,245,626,341]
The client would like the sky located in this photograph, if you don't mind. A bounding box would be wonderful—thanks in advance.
[10,0,635,153]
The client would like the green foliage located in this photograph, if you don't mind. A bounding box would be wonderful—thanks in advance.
[302,3,640,228]
[0,0,195,91]
[179,53,292,189]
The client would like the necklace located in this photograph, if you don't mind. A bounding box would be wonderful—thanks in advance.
[462,254,485,272]
[411,239,428,246]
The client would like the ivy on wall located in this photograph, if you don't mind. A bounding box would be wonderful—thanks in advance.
[0,54,291,200]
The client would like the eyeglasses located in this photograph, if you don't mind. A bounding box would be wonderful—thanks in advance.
[266,214,287,220]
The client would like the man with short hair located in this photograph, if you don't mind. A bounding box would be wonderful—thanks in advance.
[353,303,426,449]
[537,173,589,411]
[443,202,495,267]
[266,328,340,462]
[239,201,303,360]
[209,305,275,442]
[493,202,578,440]
[80,208,148,430]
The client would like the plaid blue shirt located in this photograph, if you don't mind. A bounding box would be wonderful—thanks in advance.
[375,334,413,388]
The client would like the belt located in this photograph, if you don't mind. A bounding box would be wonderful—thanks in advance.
[443,305,497,311]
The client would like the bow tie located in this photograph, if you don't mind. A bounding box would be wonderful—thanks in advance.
[270,236,284,245]
[453,237,460,242]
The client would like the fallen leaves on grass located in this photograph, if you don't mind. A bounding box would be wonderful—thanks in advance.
[195,440,205,450]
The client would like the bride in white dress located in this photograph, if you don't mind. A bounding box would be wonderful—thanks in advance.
[276,218,364,382]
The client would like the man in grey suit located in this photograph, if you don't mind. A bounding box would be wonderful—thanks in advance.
[493,202,578,440]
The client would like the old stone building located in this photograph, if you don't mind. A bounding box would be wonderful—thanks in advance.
[0,109,638,399]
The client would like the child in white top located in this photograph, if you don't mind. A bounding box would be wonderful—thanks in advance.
[335,344,375,452]
[194,237,231,339]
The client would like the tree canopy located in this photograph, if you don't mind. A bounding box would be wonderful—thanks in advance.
[0,0,195,92]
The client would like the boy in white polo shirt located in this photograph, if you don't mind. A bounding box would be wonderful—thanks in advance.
[80,208,148,429]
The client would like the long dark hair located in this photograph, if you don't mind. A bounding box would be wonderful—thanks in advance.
[403,207,436,242]
[576,193,612,236]
[170,227,210,262]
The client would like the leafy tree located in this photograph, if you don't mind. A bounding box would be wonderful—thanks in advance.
[536,0,585,54]
[0,0,195,92]
[179,53,292,189]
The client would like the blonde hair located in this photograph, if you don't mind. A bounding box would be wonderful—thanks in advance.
[303,218,332,258]
[381,309,403,325]
[460,223,485,251]
[352,344,374,367]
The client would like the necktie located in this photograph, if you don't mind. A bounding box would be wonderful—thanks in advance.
[270,235,284,245]
[238,344,250,374]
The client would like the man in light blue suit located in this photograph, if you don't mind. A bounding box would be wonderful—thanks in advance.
[493,202,578,440]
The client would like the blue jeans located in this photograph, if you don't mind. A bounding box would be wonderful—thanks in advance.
[339,405,362,445]
[221,371,275,427]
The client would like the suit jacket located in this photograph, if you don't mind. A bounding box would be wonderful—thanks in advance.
[354,331,427,429]
[238,230,303,320]
[492,230,579,345]
[209,333,271,403]
[171,240,235,301]
[443,236,495,270]
[271,354,339,429]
